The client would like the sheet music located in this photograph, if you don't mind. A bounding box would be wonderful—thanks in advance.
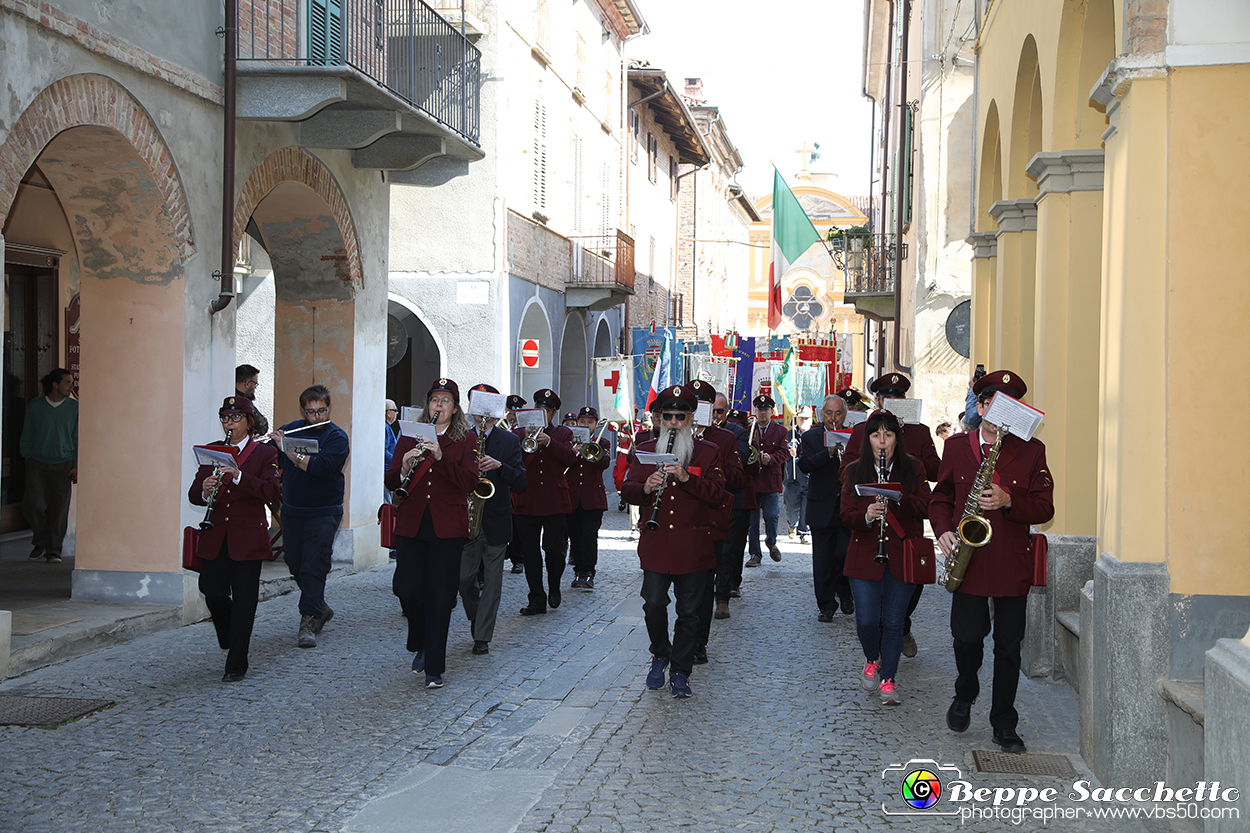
[634,451,679,467]
[401,406,423,422]
[567,426,591,443]
[844,410,868,427]
[467,390,506,418]
[193,446,237,468]
[694,401,713,427]
[825,429,853,447]
[855,483,902,501]
[401,421,439,444]
[514,409,548,429]
[283,436,320,456]
[983,392,1044,441]
[882,397,923,425]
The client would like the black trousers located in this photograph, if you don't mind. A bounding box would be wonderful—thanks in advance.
[199,543,263,676]
[717,509,749,600]
[951,592,1028,730]
[904,584,924,635]
[393,511,465,677]
[513,513,567,609]
[695,538,730,647]
[810,524,853,611]
[641,569,707,676]
[567,507,604,575]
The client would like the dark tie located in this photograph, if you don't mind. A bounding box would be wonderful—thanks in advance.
[982,444,992,459]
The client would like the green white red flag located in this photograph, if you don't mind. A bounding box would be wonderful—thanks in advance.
[769,168,823,330]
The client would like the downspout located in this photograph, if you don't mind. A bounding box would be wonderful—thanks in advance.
[892,0,912,373]
[875,0,896,380]
[969,0,981,241]
[211,0,238,314]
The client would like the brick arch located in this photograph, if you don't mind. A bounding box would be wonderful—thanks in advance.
[234,147,363,290]
[0,73,193,260]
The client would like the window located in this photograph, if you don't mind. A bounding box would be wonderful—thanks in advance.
[308,0,343,65]
[572,135,583,232]
[669,155,677,201]
[533,99,548,213]
[630,111,640,163]
[895,105,915,232]
[647,132,656,183]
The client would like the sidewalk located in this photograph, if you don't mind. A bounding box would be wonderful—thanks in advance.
[1,509,1168,832]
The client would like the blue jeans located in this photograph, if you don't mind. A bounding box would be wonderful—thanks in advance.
[748,491,781,556]
[849,571,914,683]
[281,513,340,618]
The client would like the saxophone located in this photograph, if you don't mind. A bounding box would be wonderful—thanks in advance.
[466,419,498,539]
[943,425,1008,592]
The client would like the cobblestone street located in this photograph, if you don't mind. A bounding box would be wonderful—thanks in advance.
[2,510,1153,833]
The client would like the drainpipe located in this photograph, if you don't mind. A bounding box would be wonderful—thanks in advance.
[891,0,912,373]
[211,0,238,315]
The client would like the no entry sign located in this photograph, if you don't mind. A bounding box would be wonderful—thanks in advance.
[520,338,540,368]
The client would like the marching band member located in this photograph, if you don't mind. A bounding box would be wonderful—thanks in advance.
[385,379,479,689]
[722,408,759,600]
[188,396,281,682]
[511,389,578,615]
[623,385,725,698]
[931,370,1054,753]
[746,394,788,566]
[799,394,855,621]
[504,394,528,573]
[839,410,931,706]
[567,406,610,590]
[458,384,527,656]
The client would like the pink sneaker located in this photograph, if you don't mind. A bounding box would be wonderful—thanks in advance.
[860,659,880,691]
[879,677,901,705]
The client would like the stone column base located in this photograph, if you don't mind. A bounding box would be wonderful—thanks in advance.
[1022,534,1097,679]
[332,523,388,571]
[1205,637,1250,833]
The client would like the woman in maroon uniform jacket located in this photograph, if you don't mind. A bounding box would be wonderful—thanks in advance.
[839,410,931,707]
[385,379,479,689]
[188,396,282,683]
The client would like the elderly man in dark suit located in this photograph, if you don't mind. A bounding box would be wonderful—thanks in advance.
[799,394,856,622]
[459,384,528,655]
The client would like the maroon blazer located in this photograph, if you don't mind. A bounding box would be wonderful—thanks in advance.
[699,424,743,538]
[622,437,725,574]
[385,431,479,539]
[510,423,578,516]
[929,430,1055,597]
[188,439,282,561]
[750,421,789,494]
[841,421,942,482]
[566,437,610,511]
[839,459,931,582]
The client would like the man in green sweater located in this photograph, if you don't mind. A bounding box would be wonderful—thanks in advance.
[21,368,78,563]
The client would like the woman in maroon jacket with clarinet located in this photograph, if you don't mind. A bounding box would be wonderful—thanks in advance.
[188,396,282,683]
[385,379,479,689]
[839,410,931,707]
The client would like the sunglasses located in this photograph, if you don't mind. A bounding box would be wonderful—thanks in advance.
[660,412,689,422]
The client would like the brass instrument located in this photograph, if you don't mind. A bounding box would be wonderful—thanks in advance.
[944,425,1008,592]
[467,418,500,539]
[874,448,889,564]
[644,429,679,530]
[577,420,610,462]
[199,430,231,530]
[745,416,761,466]
[521,424,546,454]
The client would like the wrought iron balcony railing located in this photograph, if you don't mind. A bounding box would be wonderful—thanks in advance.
[568,230,636,293]
[832,231,906,296]
[237,0,481,146]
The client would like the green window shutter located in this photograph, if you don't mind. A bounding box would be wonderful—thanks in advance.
[897,106,915,233]
[308,0,343,65]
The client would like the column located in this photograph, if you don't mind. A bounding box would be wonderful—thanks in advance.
[987,199,1037,377]
[964,231,997,369]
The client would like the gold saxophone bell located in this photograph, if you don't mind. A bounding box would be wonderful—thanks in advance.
[957,514,992,548]
[745,416,761,465]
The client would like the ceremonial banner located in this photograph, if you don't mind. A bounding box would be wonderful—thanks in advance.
[772,348,797,417]
[594,358,634,423]
[731,336,755,411]
[690,354,733,401]
[631,327,677,413]
[796,365,826,410]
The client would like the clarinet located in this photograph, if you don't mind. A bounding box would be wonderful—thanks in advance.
[874,448,889,563]
[200,430,231,531]
[393,442,428,500]
[644,430,679,530]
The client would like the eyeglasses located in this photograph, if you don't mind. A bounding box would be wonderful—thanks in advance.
[660,412,689,422]
[386,408,398,413]
[712,408,727,414]
[303,407,329,417]
[219,413,246,423]
[429,397,454,407]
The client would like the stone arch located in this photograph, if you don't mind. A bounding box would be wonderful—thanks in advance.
[1052,0,1118,149]
[593,316,614,358]
[1008,36,1045,198]
[234,147,363,289]
[0,73,193,261]
[517,297,554,395]
[559,310,589,411]
[978,101,1003,232]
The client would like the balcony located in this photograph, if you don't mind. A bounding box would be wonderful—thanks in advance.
[833,231,904,321]
[566,230,636,311]
[236,0,483,178]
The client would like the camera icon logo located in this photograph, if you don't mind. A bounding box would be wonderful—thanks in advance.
[881,759,963,817]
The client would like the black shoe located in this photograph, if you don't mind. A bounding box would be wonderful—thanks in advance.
[520,605,547,616]
[549,587,561,609]
[840,597,855,615]
[28,545,46,561]
[946,699,971,733]
[582,574,595,590]
[693,646,708,665]
[312,603,335,635]
[570,574,585,589]
[993,728,1027,754]
[511,562,524,573]
[222,672,246,683]
[768,544,782,562]
[728,588,741,599]
[472,640,490,655]
[817,609,835,623]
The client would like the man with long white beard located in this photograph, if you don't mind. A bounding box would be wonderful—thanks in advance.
[623,385,726,698]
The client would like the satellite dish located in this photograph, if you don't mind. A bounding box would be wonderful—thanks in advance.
[945,300,971,359]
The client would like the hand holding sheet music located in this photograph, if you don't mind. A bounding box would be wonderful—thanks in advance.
[855,482,902,501]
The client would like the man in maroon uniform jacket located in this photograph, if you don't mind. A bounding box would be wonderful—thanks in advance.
[931,369,1054,754]
[623,385,725,699]
[512,389,579,615]
[567,406,610,589]
[746,394,788,566]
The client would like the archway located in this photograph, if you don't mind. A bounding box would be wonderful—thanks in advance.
[386,298,445,409]
[559,311,588,411]
[593,317,613,358]
[516,300,553,398]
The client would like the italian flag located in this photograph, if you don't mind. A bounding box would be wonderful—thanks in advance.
[769,168,823,330]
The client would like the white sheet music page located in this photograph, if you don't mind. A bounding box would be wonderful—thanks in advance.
[882,397,923,425]
[468,390,506,418]
[514,409,548,430]
[983,392,1044,441]
[844,410,868,427]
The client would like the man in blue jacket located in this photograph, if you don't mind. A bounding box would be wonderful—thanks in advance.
[270,384,351,649]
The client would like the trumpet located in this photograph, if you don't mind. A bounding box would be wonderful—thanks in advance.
[746,416,761,466]
[874,448,889,564]
[521,424,547,454]
[577,420,610,461]
[199,430,231,530]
